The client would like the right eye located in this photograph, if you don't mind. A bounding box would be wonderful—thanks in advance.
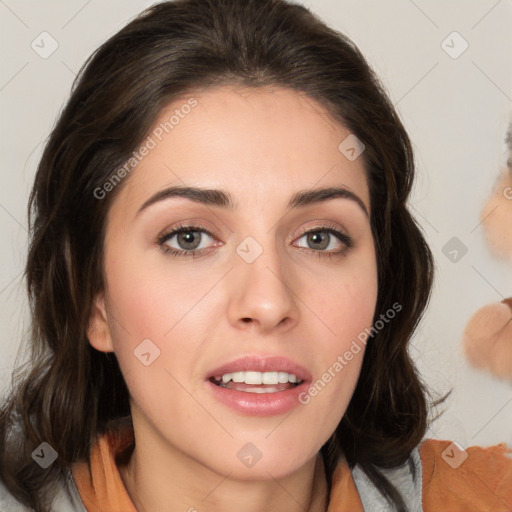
[157,224,220,258]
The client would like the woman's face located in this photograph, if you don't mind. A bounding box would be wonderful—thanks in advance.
[89,85,378,479]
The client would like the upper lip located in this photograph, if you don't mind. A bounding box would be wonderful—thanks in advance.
[207,355,312,382]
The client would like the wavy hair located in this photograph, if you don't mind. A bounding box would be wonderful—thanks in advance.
[0,0,436,510]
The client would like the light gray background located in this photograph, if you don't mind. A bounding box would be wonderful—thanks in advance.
[1,0,511,447]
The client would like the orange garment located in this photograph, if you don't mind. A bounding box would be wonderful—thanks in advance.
[72,426,137,512]
[421,440,512,512]
[71,426,512,511]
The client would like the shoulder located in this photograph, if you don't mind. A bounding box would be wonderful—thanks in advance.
[0,469,87,512]
[350,439,512,512]
[419,439,512,511]
[351,446,423,511]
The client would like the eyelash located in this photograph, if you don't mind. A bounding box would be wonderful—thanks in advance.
[156,223,354,260]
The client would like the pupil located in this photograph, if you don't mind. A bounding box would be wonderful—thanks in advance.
[179,231,200,250]
[309,232,328,250]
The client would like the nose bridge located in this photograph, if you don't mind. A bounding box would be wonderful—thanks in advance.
[227,229,297,329]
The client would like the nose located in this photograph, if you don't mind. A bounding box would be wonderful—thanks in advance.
[226,238,299,334]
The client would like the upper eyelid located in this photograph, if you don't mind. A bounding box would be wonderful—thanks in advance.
[158,223,350,246]
[157,224,215,242]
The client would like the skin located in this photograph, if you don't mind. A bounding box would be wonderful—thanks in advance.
[87,85,378,512]
[480,168,512,261]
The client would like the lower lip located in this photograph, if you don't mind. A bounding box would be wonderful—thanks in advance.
[205,380,310,416]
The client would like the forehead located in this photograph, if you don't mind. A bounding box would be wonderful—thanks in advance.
[110,85,370,217]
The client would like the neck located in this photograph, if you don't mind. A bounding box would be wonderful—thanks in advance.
[118,431,328,512]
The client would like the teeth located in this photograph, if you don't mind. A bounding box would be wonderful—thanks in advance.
[232,371,245,383]
[218,371,302,385]
[263,371,278,384]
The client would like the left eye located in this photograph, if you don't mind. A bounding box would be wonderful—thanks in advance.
[295,229,347,252]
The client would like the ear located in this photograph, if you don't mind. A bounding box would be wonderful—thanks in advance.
[87,293,115,353]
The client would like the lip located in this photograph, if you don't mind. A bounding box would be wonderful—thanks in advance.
[206,379,310,416]
[205,355,312,417]
[206,355,312,381]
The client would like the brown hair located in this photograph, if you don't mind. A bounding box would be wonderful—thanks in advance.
[0,0,436,510]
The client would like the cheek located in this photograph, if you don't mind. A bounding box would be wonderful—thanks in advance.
[297,262,377,413]
[102,256,206,429]
[103,244,209,343]
[309,254,378,344]
[321,278,377,326]
[102,248,219,413]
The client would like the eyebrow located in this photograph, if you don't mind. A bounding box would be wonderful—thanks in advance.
[137,185,369,218]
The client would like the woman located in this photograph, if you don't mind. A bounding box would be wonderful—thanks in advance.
[1,0,511,510]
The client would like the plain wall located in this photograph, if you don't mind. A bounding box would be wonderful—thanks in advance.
[1,0,511,448]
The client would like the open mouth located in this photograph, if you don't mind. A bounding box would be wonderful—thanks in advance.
[209,371,304,394]
[205,361,310,415]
